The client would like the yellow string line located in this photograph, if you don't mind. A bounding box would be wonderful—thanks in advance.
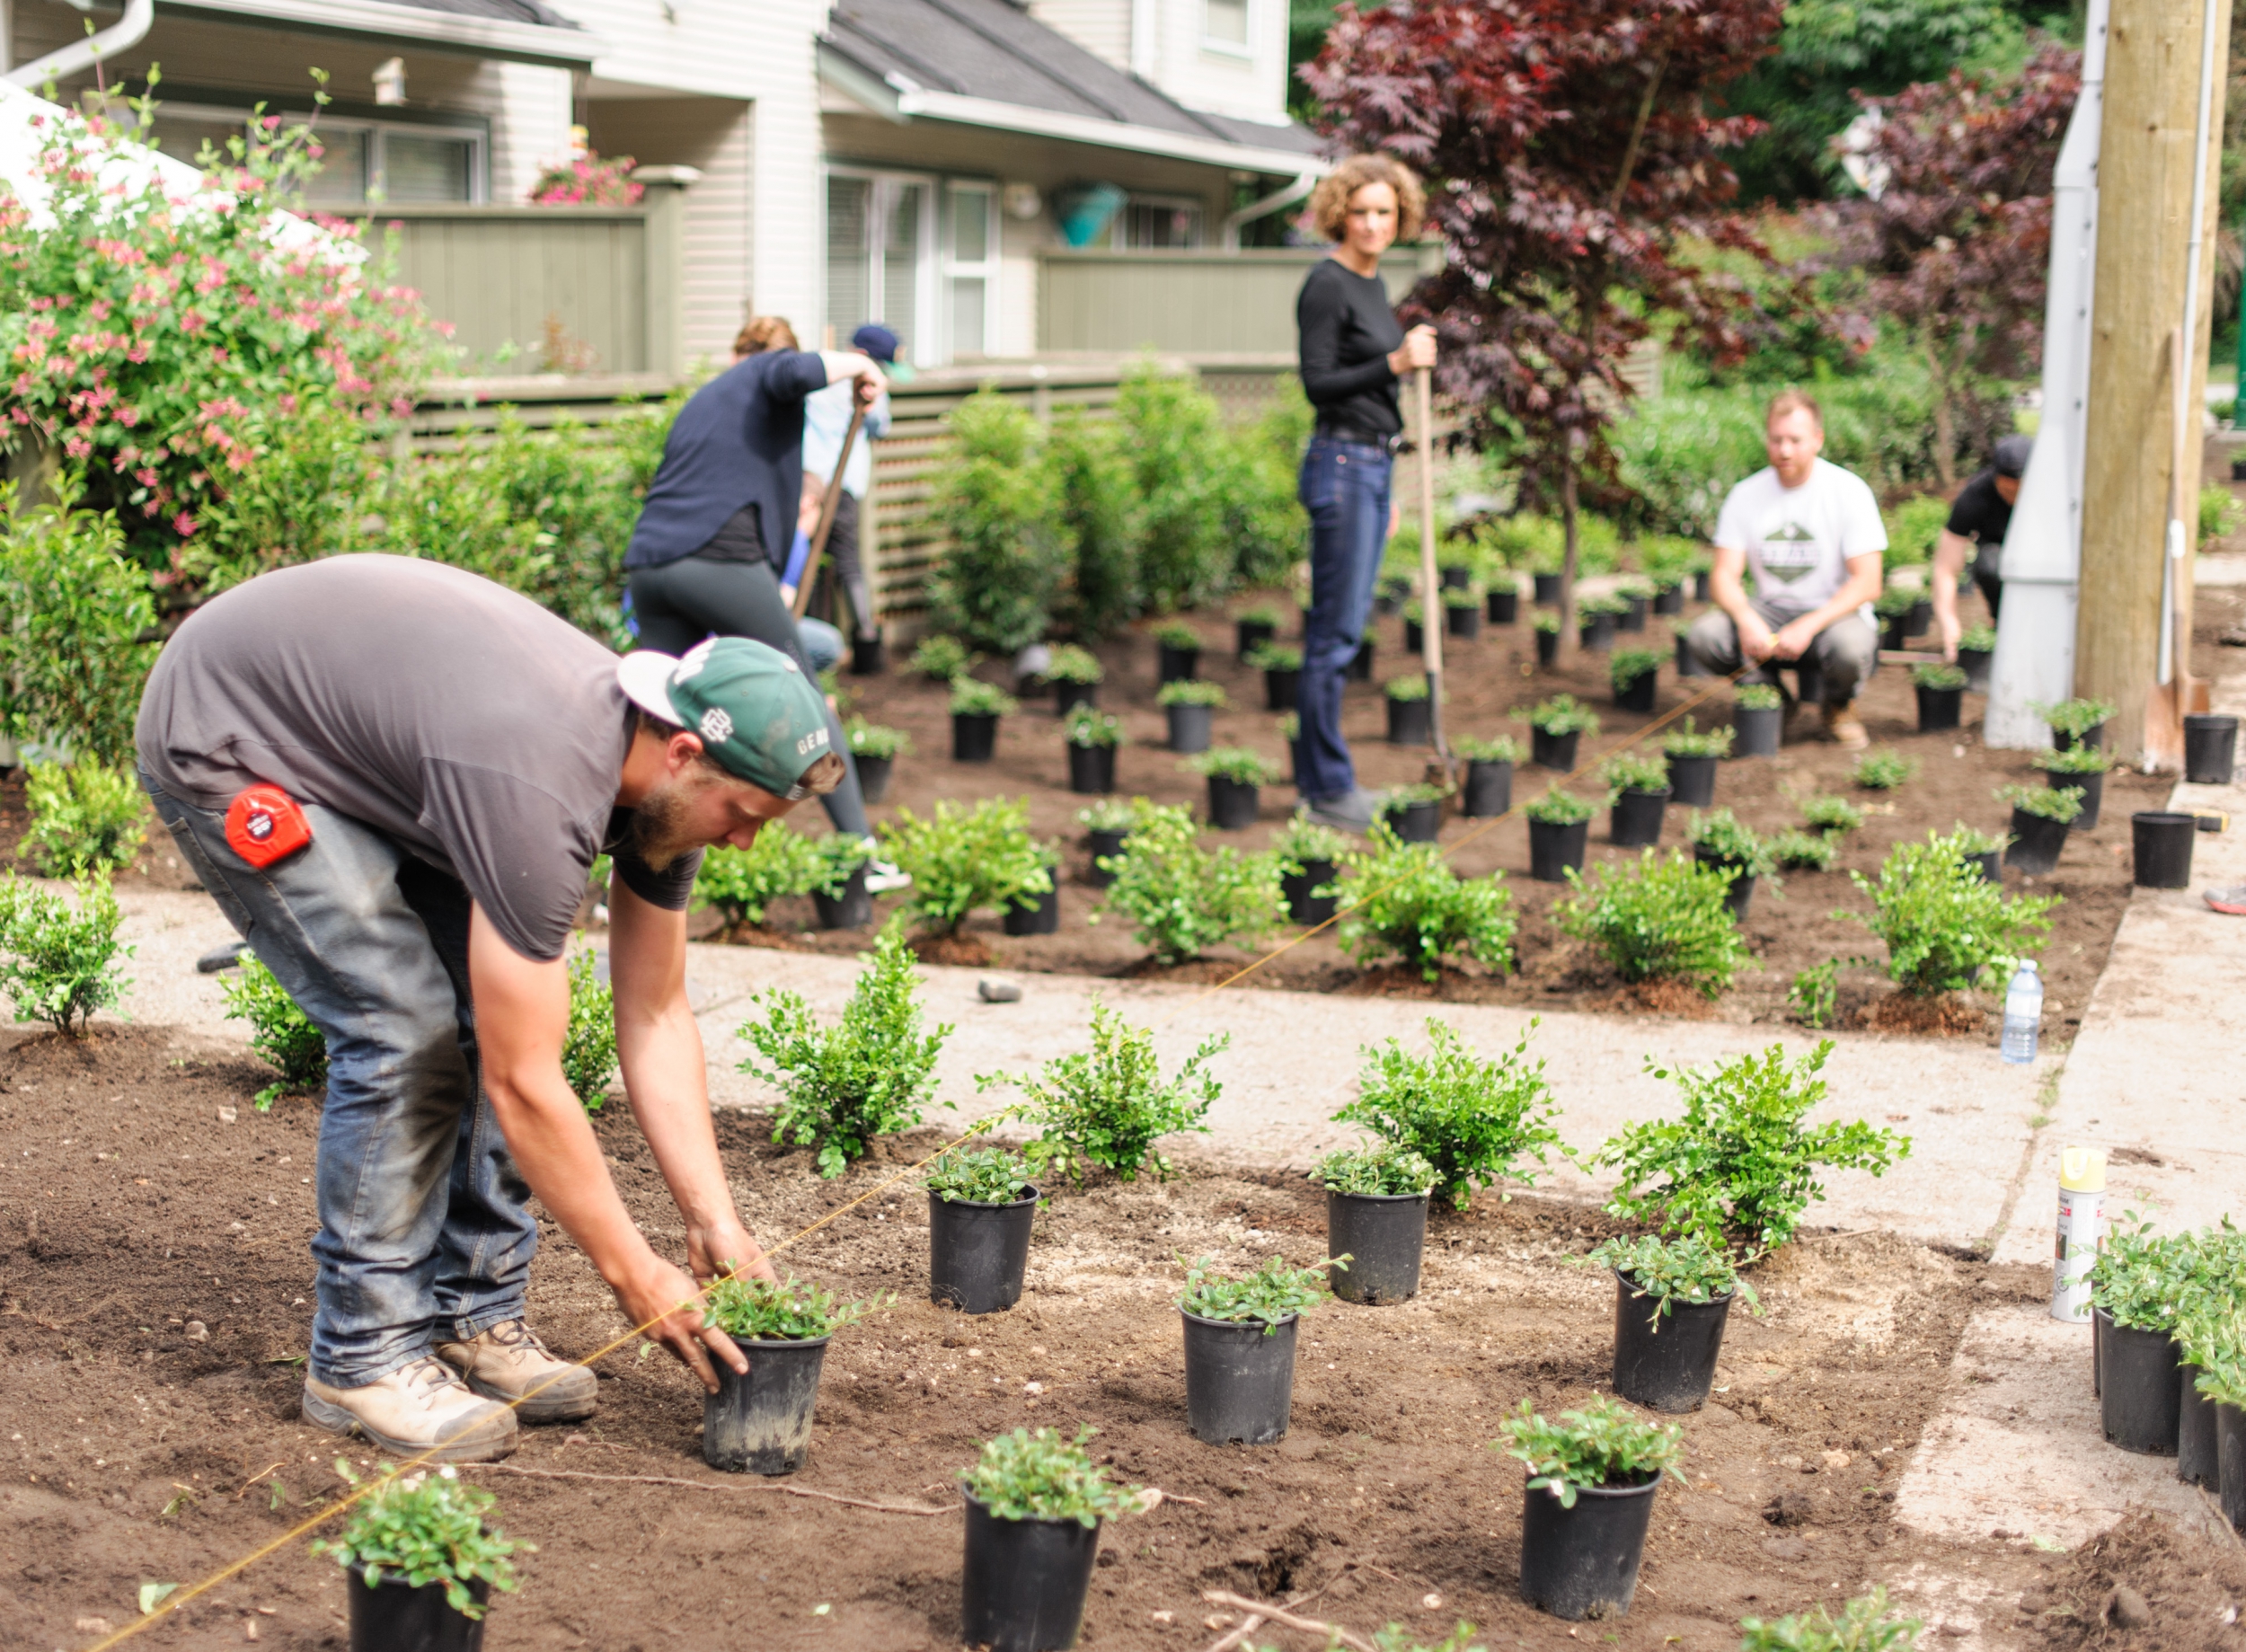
[85,661,1750,1651]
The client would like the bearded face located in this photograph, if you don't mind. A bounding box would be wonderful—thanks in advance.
[623,762,735,872]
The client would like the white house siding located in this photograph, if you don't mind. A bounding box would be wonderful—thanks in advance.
[464,60,574,208]
[586,93,754,366]
[1022,0,1133,73]
[1146,0,1287,124]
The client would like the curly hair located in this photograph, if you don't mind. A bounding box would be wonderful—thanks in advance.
[1307,155,1426,244]
[733,315,800,356]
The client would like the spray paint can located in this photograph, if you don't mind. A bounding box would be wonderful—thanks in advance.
[2050,1144,2106,1323]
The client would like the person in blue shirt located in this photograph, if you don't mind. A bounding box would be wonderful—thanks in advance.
[797,323,907,656]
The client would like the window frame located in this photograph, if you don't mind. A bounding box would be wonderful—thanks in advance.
[1200,0,1255,57]
[146,99,489,204]
[942,179,1000,363]
[1110,192,1207,251]
[825,163,1000,367]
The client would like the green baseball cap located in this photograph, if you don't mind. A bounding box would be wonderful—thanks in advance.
[616,638,837,799]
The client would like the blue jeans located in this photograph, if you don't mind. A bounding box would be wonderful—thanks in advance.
[797,615,844,677]
[1296,436,1393,800]
[140,773,535,1387]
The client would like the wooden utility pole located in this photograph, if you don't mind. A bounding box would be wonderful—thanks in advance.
[2077,0,2231,764]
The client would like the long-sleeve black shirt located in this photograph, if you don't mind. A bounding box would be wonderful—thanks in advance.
[1295,258,1404,437]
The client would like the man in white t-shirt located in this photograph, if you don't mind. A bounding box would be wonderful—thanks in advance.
[1684,390,1885,749]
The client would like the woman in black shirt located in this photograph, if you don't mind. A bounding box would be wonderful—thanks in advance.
[1294,155,1437,830]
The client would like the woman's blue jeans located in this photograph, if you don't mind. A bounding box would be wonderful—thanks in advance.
[1296,436,1393,801]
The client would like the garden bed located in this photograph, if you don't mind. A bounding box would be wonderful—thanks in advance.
[0,1022,2200,1649]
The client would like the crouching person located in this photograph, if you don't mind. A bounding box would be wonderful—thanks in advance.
[135,556,841,1460]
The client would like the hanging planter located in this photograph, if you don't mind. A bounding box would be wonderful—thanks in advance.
[1312,1143,1437,1305]
[959,1427,1142,1652]
[702,1277,891,1475]
[1503,1395,1681,1621]
[926,1147,1039,1315]
[1178,1257,1338,1444]
[1595,1235,1755,1413]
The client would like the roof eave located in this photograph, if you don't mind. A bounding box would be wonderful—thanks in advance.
[157,0,601,70]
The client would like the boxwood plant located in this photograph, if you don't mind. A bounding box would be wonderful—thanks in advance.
[1959,624,1998,654]
[1272,817,1348,873]
[2032,744,2110,777]
[880,797,1049,936]
[1802,794,1863,835]
[1609,647,1664,689]
[1523,788,1596,826]
[1248,641,1304,672]
[1554,851,1746,997]
[1330,821,1516,980]
[1911,661,1967,692]
[1093,799,1285,962]
[924,1144,1034,1205]
[1064,706,1122,749]
[1532,609,1560,635]
[1662,717,1732,759]
[1157,678,1228,708]
[1587,1232,1760,1326]
[961,1427,1142,1526]
[1998,782,2084,822]
[1735,683,1783,712]
[1689,808,1776,878]
[845,717,909,761]
[950,676,1019,718]
[1311,1141,1440,1198]
[1336,1018,1560,1208]
[987,999,1226,1183]
[313,1465,525,1619]
[910,634,974,681]
[1187,746,1278,784]
[1842,829,2057,997]
[810,833,871,897]
[1522,693,1600,736]
[694,820,825,927]
[1045,643,1103,685]
[1077,797,1135,834]
[1152,621,1200,652]
[1740,1588,1923,1652]
[1768,829,1835,871]
[221,951,329,1109]
[1601,753,1669,799]
[1385,674,1431,702]
[1496,1394,1684,1506]
[1455,732,1523,764]
[2033,695,2117,739]
[703,1273,895,1341]
[1853,746,1919,790]
[1179,1254,1341,1331]
[0,875,131,1038]
[562,946,619,1112]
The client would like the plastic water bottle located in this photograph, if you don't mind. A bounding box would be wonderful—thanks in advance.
[2002,959,2043,1064]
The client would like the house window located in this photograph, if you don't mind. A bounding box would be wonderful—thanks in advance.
[1204,0,1251,50]
[945,183,997,359]
[827,168,995,365]
[1115,197,1205,250]
[147,103,485,204]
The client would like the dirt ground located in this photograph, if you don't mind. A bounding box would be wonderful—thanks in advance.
[6,1025,2236,1651]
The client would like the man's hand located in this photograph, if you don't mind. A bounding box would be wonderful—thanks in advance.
[1735,609,1778,663]
[688,1219,778,1287]
[619,1256,746,1392]
[853,367,887,409]
[1387,323,1437,377]
[1934,607,1961,663]
[1769,617,1821,661]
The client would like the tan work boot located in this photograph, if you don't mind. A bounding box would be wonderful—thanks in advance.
[303,1356,518,1462]
[436,1320,598,1423]
[1823,701,1870,750]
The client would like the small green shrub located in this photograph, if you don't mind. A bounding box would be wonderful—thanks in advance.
[2032,696,2116,738]
[1187,746,1278,784]
[880,798,1050,936]
[1843,829,2058,996]
[1152,621,1201,650]
[1179,1254,1339,1331]
[1789,959,1842,1029]
[1384,674,1431,702]
[2032,743,2109,776]
[960,1427,1142,1526]
[1554,850,1747,996]
[1769,829,1836,871]
[1578,590,1628,617]
[562,946,619,1111]
[1591,1041,1911,1254]
[928,389,1072,650]
[1247,641,1303,672]
[1873,586,1918,623]
[1883,493,1949,569]
[1950,824,2004,857]
[0,491,161,764]
[1156,678,1227,708]
[1523,788,1596,826]
[1524,693,1600,736]
[1959,623,1998,652]
[1064,707,1123,749]
[1911,661,1967,691]
[1311,1141,1440,1197]
[1601,752,1669,797]
[1739,1587,1923,1652]
[809,834,871,897]
[1496,1394,1684,1506]
[910,635,974,681]
[222,952,328,1109]
[1093,801,1282,963]
[0,873,131,1037]
[1337,1019,1560,1208]
[1610,647,1664,688]
[21,761,146,877]
[1077,798,1136,833]
[1271,817,1348,870]
[1587,1232,1759,1324]
[1735,683,1783,711]
[845,718,909,761]
[924,1145,1034,1204]
[1385,781,1447,808]
[694,822,825,927]
[2202,482,2242,545]
[1440,584,1481,609]
[1455,733,1523,763]
[738,920,954,1176]
[1662,718,1733,758]
[312,1465,524,1620]
[1802,794,1863,835]
[1853,746,1919,790]
[950,676,1019,718]
[1532,609,1561,634]
[703,1274,895,1340]
[989,999,1225,1183]
[1045,644,1103,685]
[1998,782,2083,822]
[1331,822,1516,980]
[1688,808,1773,876]
[1238,602,1287,628]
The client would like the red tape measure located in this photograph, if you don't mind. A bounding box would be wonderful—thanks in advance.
[224,784,313,869]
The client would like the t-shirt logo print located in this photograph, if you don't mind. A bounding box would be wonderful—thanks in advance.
[1759,519,1822,583]
[699,707,734,744]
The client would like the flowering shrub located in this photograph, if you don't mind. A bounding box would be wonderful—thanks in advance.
[530,150,643,208]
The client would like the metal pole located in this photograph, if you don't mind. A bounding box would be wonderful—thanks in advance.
[1415,366,1452,782]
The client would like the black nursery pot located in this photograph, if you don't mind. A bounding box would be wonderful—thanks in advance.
[1967,849,2001,884]
[1612,1277,1733,1413]
[1264,667,1300,712]
[1518,1474,1661,1621]
[2098,1310,2181,1455]
[2050,769,2105,832]
[1534,571,1563,605]
[929,1186,1039,1315]
[1958,644,1993,693]
[1403,617,1425,655]
[704,1334,831,1474]
[953,711,999,763]
[1236,616,1277,660]
[1207,776,1260,831]
[1693,569,1712,602]
[1003,884,1061,936]
[810,864,872,932]
[1610,787,1669,848]
[1614,669,1658,713]
[1386,797,1441,843]
[1327,1188,1428,1304]
[1182,1311,1298,1444]
[1066,740,1117,796]
[1348,639,1375,682]
[1528,817,1589,882]
[1166,702,1214,755]
[1463,758,1514,818]
[961,1493,1101,1652]
[2007,808,2069,875]
[349,1572,489,1652]
[2221,1402,2246,1532]
[2054,720,2106,753]
[856,754,894,807]
[2132,811,2196,889]
[1282,858,1338,926]
[2180,1362,2220,1488]
[1667,754,1717,808]
[1440,563,1472,590]
[1387,696,1433,746]
[850,632,886,676]
[1693,844,1756,919]
[1579,613,1616,651]
[1084,828,1127,888]
[1732,704,1782,757]
[2185,713,2240,784]
[1619,593,1649,632]
[1053,679,1097,718]
[1652,582,1684,616]
[1489,588,1520,624]
[1446,602,1483,640]
[1157,641,1200,685]
[1916,684,1963,732]
[1675,632,1709,678]
[1906,596,1932,638]
[1531,727,1580,772]
[1536,629,1561,667]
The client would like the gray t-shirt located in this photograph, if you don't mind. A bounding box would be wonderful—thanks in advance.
[137,556,698,961]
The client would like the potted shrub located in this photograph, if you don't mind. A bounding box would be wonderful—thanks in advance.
[695,821,827,932]
[1402,599,1428,655]
[1457,733,1521,817]
[1652,579,1685,616]
[1077,799,1134,890]
[1802,793,1863,838]
[1003,844,1064,935]
[2034,743,2110,831]
[1841,831,2058,1004]
[1554,850,1747,998]
[1488,579,1521,624]
[1188,746,1276,831]
[1913,661,1967,731]
[1177,1255,1339,1444]
[1235,603,1285,659]
[1672,617,1708,677]
[1874,586,1918,651]
[951,676,1019,763]
[1950,823,2005,883]
[1533,608,1561,667]
[2175,1304,2230,1489]
[1769,829,1834,871]
[1062,706,1121,796]
[2038,694,2115,751]
[1731,683,1783,756]
[846,718,907,807]
[1998,783,2082,874]
[1853,746,1919,791]
[1525,787,1596,881]
[1612,578,1652,632]
[1438,551,1475,588]
[959,1427,1141,1652]
[1443,584,1483,639]
[1092,802,1285,967]
[1602,753,1670,847]
[1740,1590,1925,1651]
[1689,808,1774,919]
[1311,1143,1437,1305]
[809,835,874,931]
[1533,562,1564,606]
[1337,1019,1559,1214]
[1044,644,1103,716]
[995,996,1226,1182]
[314,1464,524,1651]
[1958,623,1997,691]
[2199,1342,2246,1530]
[1383,781,1446,844]
[1331,823,1517,979]
[1499,1394,1683,1621]
[1348,635,1376,682]
[1274,817,1348,925]
[2088,1222,2188,1455]
[1578,591,1625,650]
[880,798,1049,942]
[1524,693,1600,772]
[1158,678,1225,755]
[1610,646,1663,713]
[700,1274,893,1473]
[1384,674,1434,744]
[1590,1232,1758,1412]
[1250,641,1302,711]
[926,1144,1039,1315]
[911,634,975,682]
[1152,621,1201,685]
[1661,719,1729,806]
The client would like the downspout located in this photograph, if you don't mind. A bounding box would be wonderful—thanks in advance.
[4,0,155,89]
[1219,171,1315,250]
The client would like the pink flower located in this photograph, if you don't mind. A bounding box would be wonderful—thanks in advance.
[172,511,197,537]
